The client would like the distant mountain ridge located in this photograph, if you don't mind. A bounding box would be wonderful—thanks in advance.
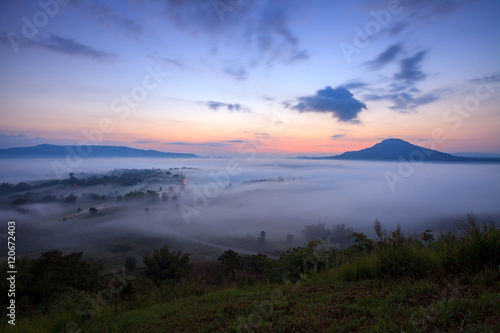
[0,144,199,158]
[299,139,500,163]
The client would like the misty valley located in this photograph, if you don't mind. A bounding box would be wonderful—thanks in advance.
[1,158,499,259]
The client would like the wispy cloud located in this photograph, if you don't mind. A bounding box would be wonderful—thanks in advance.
[133,140,160,144]
[70,0,143,40]
[148,54,185,69]
[365,43,403,69]
[394,51,427,83]
[384,0,478,36]
[25,34,118,62]
[201,101,251,112]
[360,50,443,112]
[330,134,346,140]
[168,141,226,147]
[292,86,367,122]
[158,0,309,79]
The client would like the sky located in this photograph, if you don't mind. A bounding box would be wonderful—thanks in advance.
[0,0,499,157]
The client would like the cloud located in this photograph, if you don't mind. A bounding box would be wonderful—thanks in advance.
[292,86,367,122]
[158,0,309,79]
[202,101,251,112]
[365,44,403,69]
[394,51,427,83]
[383,0,478,36]
[226,140,245,143]
[223,67,249,81]
[168,142,226,147]
[471,72,500,84]
[148,54,185,69]
[342,81,369,90]
[0,134,48,149]
[133,140,159,144]
[70,0,143,40]
[26,34,118,62]
[330,135,345,140]
[360,50,440,112]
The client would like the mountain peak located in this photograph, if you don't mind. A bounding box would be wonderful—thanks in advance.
[308,138,472,162]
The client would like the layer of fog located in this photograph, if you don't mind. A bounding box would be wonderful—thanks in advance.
[1,158,499,255]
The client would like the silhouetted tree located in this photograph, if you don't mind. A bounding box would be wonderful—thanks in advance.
[89,207,98,215]
[218,250,244,280]
[302,222,330,242]
[65,194,77,203]
[330,223,355,247]
[258,230,266,242]
[286,234,294,244]
[142,245,191,285]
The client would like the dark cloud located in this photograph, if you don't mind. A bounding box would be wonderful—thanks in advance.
[70,0,143,40]
[158,0,309,79]
[226,140,245,143]
[365,44,403,69]
[28,35,118,62]
[202,101,251,112]
[133,140,159,144]
[330,135,345,140]
[292,86,367,122]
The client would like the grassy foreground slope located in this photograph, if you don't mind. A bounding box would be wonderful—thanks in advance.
[6,272,499,332]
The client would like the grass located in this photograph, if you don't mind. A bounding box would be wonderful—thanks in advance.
[2,215,499,332]
[5,273,498,332]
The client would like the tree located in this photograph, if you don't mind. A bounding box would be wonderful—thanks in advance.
[258,230,266,242]
[218,250,244,280]
[89,207,98,215]
[302,222,330,242]
[286,234,294,244]
[26,250,99,305]
[65,193,77,203]
[142,245,191,285]
[330,224,355,247]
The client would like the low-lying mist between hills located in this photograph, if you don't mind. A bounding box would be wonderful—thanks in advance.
[1,158,499,257]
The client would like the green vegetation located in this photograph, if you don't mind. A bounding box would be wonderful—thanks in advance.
[2,214,499,332]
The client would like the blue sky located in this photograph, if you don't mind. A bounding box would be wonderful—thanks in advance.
[0,0,499,156]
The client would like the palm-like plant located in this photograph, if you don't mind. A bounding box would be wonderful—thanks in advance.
[143,245,191,285]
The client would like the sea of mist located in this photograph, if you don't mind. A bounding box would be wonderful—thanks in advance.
[1,157,499,256]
